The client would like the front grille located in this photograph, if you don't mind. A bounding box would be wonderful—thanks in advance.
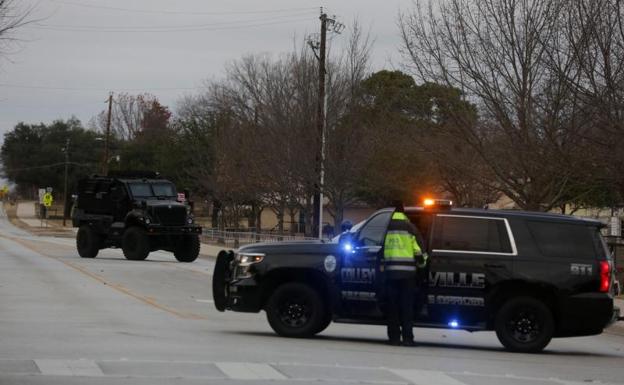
[153,205,186,226]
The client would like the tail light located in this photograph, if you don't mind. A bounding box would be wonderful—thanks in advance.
[599,261,611,293]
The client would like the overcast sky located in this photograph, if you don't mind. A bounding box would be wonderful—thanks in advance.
[0,0,412,137]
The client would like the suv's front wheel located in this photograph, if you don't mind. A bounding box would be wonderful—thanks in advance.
[76,225,102,258]
[495,296,554,353]
[173,234,200,263]
[266,282,327,338]
[122,226,150,261]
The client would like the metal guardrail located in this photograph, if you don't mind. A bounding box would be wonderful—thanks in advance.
[201,229,321,248]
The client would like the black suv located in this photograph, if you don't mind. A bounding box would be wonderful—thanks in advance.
[72,172,202,262]
[213,204,622,352]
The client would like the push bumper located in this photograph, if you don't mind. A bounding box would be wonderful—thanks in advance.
[225,279,263,313]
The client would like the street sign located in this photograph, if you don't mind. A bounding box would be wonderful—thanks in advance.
[43,192,53,207]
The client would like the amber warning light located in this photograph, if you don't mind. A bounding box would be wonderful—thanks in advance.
[423,198,453,209]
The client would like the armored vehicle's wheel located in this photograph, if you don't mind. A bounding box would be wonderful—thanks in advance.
[76,225,102,259]
[122,226,150,261]
[174,234,200,263]
[266,282,327,338]
[213,250,234,311]
[495,296,554,353]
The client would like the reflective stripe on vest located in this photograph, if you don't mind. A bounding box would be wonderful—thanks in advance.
[385,265,417,271]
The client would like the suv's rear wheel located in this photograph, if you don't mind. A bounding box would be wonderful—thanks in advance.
[173,234,200,263]
[76,225,102,258]
[122,226,150,261]
[495,296,554,353]
[266,282,327,338]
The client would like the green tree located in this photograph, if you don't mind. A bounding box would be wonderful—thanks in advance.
[1,118,101,199]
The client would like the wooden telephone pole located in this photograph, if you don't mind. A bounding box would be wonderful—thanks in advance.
[103,92,113,175]
[309,9,344,238]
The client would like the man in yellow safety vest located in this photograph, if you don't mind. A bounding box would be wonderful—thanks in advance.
[383,201,427,346]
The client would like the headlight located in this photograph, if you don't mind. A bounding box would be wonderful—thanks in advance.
[187,217,193,224]
[145,217,151,224]
[236,253,264,266]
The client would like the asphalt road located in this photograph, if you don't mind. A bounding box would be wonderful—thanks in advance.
[1,204,623,385]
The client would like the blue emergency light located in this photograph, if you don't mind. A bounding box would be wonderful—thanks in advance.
[448,320,459,328]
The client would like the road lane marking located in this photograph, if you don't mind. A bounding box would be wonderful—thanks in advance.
[195,299,214,303]
[0,234,207,320]
[389,369,467,385]
[216,362,287,380]
[35,359,103,377]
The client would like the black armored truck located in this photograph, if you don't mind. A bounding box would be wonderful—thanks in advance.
[213,201,622,353]
[72,172,202,262]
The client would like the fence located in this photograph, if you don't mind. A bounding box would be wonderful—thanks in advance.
[201,228,323,248]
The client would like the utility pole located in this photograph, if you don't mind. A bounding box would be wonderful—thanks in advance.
[308,8,344,239]
[62,138,70,227]
[103,92,113,175]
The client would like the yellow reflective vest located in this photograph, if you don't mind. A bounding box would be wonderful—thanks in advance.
[383,212,427,275]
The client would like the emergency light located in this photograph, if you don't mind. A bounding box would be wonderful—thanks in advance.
[423,198,453,209]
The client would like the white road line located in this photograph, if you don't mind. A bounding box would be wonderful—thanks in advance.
[216,362,287,380]
[35,359,103,377]
[389,369,467,385]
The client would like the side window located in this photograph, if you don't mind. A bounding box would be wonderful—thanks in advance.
[432,216,512,253]
[357,212,392,246]
[527,221,598,259]
[110,184,126,201]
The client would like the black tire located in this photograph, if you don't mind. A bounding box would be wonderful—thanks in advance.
[266,282,327,338]
[212,250,234,312]
[122,226,150,261]
[495,296,554,353]
[173,234,200,263]
[313,310,332,335]
[76,225,102,259]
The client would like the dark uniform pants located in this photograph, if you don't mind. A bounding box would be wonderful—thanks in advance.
[386,277,416,342]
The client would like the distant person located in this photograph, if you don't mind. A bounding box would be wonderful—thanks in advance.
[382,200,427,346]
[322,223,334,239]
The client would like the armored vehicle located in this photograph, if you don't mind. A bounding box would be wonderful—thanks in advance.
[213,201,621,353]
[72,172,202,262]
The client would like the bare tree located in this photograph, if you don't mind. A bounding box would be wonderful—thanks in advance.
[92,93,163,140]
[399,0,590,211]
[0,0,34,55]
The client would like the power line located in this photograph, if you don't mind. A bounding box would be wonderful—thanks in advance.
[1,162,95,173]
[30,16,315,33]
[33,10,316,31]
[0,83,201,91]
[46,0,318,16]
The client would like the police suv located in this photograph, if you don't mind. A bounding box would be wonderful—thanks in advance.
[212,201,621,352]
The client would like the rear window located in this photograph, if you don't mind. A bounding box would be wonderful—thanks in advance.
[527,221,600,260]
[432,216,513,253]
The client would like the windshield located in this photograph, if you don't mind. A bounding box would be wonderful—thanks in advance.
[128,183,153,198]
[331,219,366,242]
[128,182,177,199]
[152,183,176,197]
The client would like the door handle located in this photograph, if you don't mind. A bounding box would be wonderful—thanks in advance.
[484,263,504,268]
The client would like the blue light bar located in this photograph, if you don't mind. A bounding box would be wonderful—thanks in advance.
[448,320,459,328]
